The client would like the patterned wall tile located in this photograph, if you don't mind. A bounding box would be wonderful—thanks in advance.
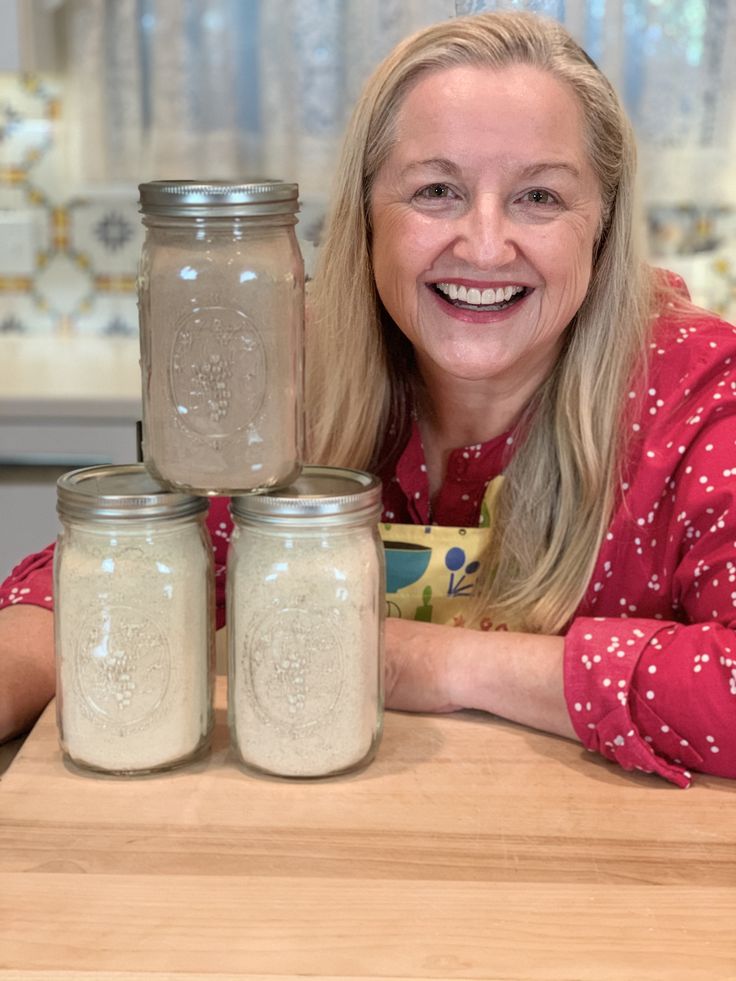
[0,73,139,336]
[69,199,142,276]
[0,292,55,335]
[74,293,139,337]
[0,74,63,203]
[0,208,46,275]
[0,186,28,208]
[33,252,94,318]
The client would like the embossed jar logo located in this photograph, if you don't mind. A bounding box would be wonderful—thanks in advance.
[244,608,345,730]
[75,607,171,729]
[170,306,267,440]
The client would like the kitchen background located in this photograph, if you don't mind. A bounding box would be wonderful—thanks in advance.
[1,0,736,577]
[1,0,736,335]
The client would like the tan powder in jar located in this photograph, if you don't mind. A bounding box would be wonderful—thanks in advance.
[228,525,383,777]
[55,520,214,774]
[141,233,302,495]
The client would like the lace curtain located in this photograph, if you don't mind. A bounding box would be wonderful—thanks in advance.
[63,0,455,204]
[64,0,736,209]
[61,0,736,306]
[457,0,736,209]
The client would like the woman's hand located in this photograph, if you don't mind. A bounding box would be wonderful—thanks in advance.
[383,616,577,740]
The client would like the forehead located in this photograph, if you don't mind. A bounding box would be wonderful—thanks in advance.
[386,63,593,178]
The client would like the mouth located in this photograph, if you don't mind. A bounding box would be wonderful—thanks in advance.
[431,282,529,312]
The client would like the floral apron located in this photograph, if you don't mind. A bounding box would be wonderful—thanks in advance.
[379,476,504,629]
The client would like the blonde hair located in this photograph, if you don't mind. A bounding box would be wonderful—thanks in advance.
[307,11,652,634]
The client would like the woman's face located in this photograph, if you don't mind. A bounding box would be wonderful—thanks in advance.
[370,64,603,395]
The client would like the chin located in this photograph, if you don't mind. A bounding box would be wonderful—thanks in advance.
[437,360,510,383]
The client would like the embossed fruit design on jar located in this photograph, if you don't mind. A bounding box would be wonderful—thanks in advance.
[54,465,215,774]
[227,467,385,777]
[137,180,304,495]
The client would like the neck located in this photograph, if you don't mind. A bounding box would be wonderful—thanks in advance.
[415,369,545,500]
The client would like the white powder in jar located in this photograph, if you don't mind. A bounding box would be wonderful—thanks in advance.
[55,520,214,774]
[228,524,383,777]
[141,234,302,494]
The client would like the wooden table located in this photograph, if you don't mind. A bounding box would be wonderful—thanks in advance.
[1,678,735,981]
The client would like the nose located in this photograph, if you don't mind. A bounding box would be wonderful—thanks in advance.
[451,193,517,270]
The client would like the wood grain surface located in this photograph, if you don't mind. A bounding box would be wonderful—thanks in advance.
[1,678,734,980]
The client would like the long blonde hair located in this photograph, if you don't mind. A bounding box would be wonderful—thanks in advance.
[307,11,652,634]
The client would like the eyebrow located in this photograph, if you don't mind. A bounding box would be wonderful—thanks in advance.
[399,157,582,181]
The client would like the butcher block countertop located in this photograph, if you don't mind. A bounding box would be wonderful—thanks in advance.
[0,677,735,980]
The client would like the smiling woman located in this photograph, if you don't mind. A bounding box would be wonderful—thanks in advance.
[307,11,648,636]
[302,11,736,786]
[2,10,736,789]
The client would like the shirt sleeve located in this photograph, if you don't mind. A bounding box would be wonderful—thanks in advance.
[564,409,736,789]
[0,545,56,614]
[0,498,234,631]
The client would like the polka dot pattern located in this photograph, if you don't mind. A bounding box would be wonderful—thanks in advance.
[379,420,512,527]
[565,308,736,787]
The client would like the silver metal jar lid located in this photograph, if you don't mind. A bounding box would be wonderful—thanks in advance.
[230,466,382,524]
[57,464,208,522]
[138,179,299,218]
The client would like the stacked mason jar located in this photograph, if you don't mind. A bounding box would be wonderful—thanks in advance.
[54,181,385,778]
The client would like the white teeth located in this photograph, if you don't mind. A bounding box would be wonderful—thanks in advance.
[435,282,524,305]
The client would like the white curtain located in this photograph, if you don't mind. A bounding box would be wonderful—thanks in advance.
[62,0,736,301]
[64,0,736,207]
[456,0,736,208]
[63,0,455,205]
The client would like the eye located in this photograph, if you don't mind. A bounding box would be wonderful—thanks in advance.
[414,183,457,201]
[520,188,559,206]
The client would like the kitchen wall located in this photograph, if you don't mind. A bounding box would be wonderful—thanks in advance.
[0,72,141,337]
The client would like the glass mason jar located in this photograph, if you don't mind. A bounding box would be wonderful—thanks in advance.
[137,179,304,495]
[228,466,385,778]
[54,464,215,775]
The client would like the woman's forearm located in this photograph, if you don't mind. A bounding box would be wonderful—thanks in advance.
[0,605,55,743]
[384,618,576,740]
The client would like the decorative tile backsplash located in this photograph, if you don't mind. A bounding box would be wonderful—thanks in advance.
[0,72,143,337]
[1,72,735,335]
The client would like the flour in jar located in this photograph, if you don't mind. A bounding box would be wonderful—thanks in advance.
[140,231,303,495]
[228,525,383,777]
[55,520,214,773]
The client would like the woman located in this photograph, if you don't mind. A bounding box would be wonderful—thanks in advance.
[2,12,735,786]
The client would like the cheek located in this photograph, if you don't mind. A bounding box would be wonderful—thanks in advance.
[532,227,597,334]
[370,210,400,295]
[541,224,596,295]
[372,206,444,273]
[371,213,428,308]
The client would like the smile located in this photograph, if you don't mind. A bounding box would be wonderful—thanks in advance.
[432,282,528,311]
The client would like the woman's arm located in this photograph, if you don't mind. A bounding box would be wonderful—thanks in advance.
[0,605,55,742]
[385,618,574,738]
[0,545,56,742]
